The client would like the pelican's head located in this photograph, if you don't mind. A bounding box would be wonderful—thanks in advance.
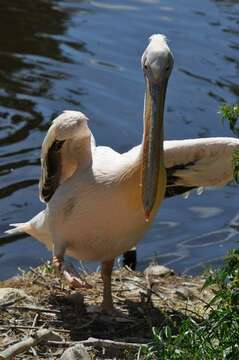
[141,34,174,220]
[141,34,173,84]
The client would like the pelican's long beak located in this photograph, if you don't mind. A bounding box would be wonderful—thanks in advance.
[141,78,168,221]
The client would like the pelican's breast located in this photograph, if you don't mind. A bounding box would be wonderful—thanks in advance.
[47,146,148,261]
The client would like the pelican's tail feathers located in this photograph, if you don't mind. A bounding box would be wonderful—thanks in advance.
[5,222,32,236]
[4,211,52,250]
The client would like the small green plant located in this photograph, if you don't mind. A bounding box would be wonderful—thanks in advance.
[139,246,239,360]
[219,103,239,183]
[219,104,239,132]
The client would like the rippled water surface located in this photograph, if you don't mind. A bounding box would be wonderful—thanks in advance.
[0,0,238,279]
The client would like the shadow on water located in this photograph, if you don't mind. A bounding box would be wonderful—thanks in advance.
[0,0,238,279]
[0,0,68,146]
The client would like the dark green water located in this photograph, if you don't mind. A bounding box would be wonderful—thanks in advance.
[0,0,238,279]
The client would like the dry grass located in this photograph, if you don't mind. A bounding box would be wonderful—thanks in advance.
[0,262,214,359]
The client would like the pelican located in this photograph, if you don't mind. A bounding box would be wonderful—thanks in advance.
[6,34,173,311]
[123,137,239,269]
[5,35,239,311]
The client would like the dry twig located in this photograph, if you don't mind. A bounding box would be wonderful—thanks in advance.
[0,325,69,334]
[0,329,57,360]
[5,305,60,314]
[79,337,146,350]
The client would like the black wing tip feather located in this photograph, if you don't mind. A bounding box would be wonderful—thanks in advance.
[165,162,196,198]
[165,186,196,198]
[41,140,65,202]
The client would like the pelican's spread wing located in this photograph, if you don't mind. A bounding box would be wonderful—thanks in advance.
[164,137,239,198]
[39,111,95,203]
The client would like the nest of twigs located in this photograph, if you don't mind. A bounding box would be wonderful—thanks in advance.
[0,262,214,359]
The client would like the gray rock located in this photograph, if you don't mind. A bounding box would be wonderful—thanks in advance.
[175,287,195,300]
[60,344,91,360]
[144,265,174,279]
[0,288,33,306]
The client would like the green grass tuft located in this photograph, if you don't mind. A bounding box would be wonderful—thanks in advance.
[219,104,239,132]
[218,104,239,183]
[139,246,239,360]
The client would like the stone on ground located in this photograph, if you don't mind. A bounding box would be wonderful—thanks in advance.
[60,344,91,360]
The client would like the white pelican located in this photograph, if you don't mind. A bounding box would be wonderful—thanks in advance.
[6,34,173,311]
[5,35,239,311]
[123,137,239,269]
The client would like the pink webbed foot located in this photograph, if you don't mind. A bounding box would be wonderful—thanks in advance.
[52,256,92,289]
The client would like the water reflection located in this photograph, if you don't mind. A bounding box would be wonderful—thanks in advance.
[0,0,69,153]
[0,0,68,94]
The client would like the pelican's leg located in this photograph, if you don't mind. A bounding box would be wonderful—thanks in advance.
[101,259,114,312]
[52,241,65,273]
[53,242,91,289]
